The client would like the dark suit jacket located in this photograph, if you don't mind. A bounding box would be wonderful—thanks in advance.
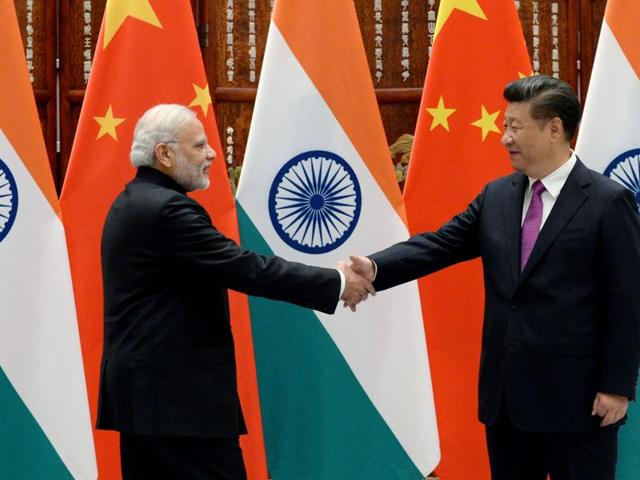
[371,159,640,433]
[97,167,340,438]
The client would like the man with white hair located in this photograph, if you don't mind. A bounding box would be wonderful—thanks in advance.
[98,104,372,479]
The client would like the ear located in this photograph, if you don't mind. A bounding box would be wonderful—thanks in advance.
[155,142,173,169]
[548,117,563,140]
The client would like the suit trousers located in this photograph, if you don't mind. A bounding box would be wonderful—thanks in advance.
[485,406,619,480]
[120,432,247,480]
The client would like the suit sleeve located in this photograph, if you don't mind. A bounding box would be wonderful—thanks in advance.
[598,188,640,399]
[371,186,485,291]
[159,194,341,314]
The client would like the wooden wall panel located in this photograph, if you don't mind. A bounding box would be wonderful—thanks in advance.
[215,98,255,181]
[58,0,106,189]
[13,0,57,184]
[517,0,578,89]
[16,0,609,189]
[579,0,607,101]
[355,0,430,89]
[210,0,274,171]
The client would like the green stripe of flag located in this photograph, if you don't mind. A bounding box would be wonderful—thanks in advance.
[0,367,73,479]
[618,383,640,480]
[237,203,422,479]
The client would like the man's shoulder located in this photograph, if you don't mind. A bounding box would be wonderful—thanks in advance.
[574,160,632,199]
[109,177,203,223]
[583,165,625,191]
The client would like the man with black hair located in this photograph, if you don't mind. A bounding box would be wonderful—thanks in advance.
[350,75,640,479]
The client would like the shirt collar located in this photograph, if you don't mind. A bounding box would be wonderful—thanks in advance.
[527,150,577,199]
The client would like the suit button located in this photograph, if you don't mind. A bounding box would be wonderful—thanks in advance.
[511,303,518,310]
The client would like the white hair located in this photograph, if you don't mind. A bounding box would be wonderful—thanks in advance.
[130,104,197,168]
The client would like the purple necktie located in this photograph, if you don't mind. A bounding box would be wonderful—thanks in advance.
[520,180,546,271]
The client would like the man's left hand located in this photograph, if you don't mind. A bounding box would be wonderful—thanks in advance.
[592,392,629,427]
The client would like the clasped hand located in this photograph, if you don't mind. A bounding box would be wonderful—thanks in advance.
[337,255,376,312]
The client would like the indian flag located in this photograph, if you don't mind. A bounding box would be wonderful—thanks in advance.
[575,0,640,477]
[0,1,96,478]
[235,0,438,477]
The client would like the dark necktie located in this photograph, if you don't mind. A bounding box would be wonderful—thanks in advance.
[520,180,546,271]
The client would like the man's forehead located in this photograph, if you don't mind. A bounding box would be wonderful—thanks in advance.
[504,102,531,120]
[177,118,205,138]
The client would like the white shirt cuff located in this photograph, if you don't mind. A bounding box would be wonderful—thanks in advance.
[337,268,346,299]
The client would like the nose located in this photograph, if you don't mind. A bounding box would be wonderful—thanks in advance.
[206,144,216,160]
[501,131,513,145]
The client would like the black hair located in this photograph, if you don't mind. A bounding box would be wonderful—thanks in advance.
[503,75,581,141]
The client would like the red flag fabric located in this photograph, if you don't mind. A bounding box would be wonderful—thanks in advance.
[403,1,531,478]
[59,1,267,478]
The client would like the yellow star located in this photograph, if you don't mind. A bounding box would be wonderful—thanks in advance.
[103,0,162,49]
[434,0,487,39]
[471,105,501,141]
[94,105,125,140]
[188,83,212,117]
[518,71,534,79]
[426,96,457,132]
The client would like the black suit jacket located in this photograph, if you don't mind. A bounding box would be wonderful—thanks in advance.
[371,159,640,433]
[97,167,340,438]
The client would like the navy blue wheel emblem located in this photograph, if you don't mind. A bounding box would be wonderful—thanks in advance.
[604,148,640,212]
[269,150,361,254]
[0,157,18,243]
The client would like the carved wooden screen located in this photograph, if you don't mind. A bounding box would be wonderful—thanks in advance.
[16,0,607,190]
[58,0,106,187]
[13,0,56,179]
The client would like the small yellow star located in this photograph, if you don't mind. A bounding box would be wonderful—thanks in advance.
[434,0,487,39]
[188,83,212,117]
[94,105,125,140]
[518,71,534,79]
[426,96,457,132]
[103,0,162,49]
[471,105,501,141]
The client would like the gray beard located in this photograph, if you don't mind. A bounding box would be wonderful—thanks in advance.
[174,159,209,192]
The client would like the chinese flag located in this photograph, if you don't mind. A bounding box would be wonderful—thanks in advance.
[403,1,531,478]
[59,1,267,478]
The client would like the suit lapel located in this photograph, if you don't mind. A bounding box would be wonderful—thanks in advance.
[504,174,528,287]
[519,160,591,283]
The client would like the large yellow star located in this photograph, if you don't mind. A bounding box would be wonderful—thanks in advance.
[434,0,487,39]
[188,83,212,117]
[471,105,501,141]
[426,96,457,132]
[103,0,162,49]
[95,105,125,140]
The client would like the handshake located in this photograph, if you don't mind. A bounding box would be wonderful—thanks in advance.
[337,255,376,312]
